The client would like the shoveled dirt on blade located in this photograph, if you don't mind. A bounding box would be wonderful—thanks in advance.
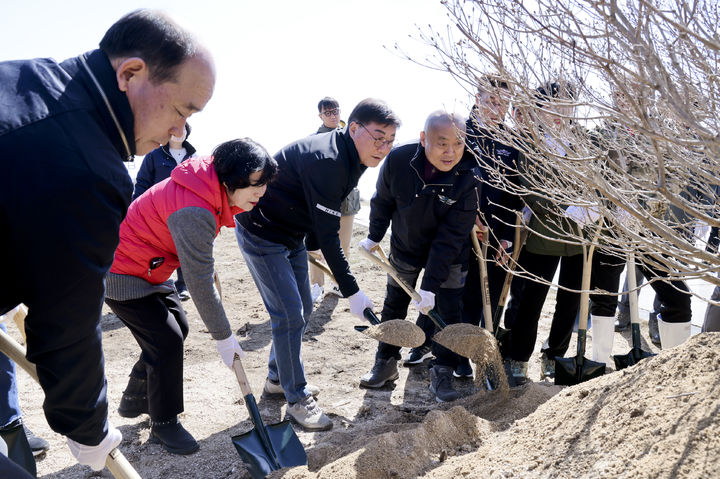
[361,319,426,348]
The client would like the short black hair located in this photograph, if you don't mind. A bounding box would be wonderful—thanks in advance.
[184,122,192,140]
[478,74,509,94]
[212,138,277,191]
[347,98,401,128]
[318,97,339,113]
[99,9,198,83]
[535,81,577,102]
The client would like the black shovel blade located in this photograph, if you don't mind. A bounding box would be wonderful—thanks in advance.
[494,326,511,358]
[613,348,657,371]
[232,419,306,478]
[554,356,606,386]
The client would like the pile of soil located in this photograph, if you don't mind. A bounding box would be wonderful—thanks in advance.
[14,224,719,478]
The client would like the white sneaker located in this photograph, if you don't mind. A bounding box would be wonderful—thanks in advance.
[310,283,324,303]
[263,378,320,398]
[326,284,344,298]
[286,396,333,431]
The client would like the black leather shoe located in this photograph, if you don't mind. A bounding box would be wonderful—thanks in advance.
[150,417,199,455]
[118,376,148,418]
[23,425,49,456]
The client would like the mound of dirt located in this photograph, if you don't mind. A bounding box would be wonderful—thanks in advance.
[281,333,720,479]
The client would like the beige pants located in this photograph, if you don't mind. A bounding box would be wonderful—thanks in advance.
[309,214,354,287]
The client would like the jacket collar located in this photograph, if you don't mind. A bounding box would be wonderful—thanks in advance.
[409,143,476,188]
[76,50,135,158]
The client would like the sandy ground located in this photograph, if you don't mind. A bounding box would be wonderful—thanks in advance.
[11,223,719,478]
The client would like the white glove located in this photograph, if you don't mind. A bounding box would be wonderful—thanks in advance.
[694,221,709,243]
[216,334,245,368]
[348,290,374,319]
[358,237,379,252]
[522,206,533,225]
[67,425,122,471]
[565,205,601,226]
[412,289,436,315]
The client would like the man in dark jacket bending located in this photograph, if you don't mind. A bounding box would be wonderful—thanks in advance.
[235,98,400,430]
[358,111,481,402]
[0,9,215,473]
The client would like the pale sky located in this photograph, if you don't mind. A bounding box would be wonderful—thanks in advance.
[1,0,473,192]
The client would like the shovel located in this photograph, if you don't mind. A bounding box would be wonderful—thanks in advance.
[613,252,656,369]
[555,224,606,386]
[307,253,424,348]
[231,355,307,479]
[0,329,142,479]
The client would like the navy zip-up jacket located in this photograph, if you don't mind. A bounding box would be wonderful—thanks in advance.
[368,141,482,293]
[465,113,522,244]
[133,141,197,200]
[0,49,134,444]
[237,128,365,297]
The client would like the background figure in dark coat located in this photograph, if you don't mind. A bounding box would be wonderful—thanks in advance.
[0,9,215,473]
[132,123,197,300]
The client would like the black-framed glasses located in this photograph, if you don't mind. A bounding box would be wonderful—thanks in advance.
[359,123,394,149]
[321,109,340,117]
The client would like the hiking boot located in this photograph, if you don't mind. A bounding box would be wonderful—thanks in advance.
[506,359,529,385]
[286,395,333,431]
[540,352,555,380]
[453,357,473,378]
[150,417,199,455]
[614,309,630,332]
[403,345,433,366]
[263,378,319,398]
[429,365,459,403]
[648,313,661,345]
[360,358,399,388]
[23,425,49,456]
[310,283,324,303]
[118,376,148,418]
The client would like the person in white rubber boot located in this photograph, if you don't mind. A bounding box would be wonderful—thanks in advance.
[588,248,627,369]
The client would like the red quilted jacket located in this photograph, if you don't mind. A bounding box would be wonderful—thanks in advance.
[110,156,243,283]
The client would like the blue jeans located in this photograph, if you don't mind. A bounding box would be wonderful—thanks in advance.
[235,224,313,404]
[0,322,22,428]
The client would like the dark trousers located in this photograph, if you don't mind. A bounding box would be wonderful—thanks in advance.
[175,267,187,292]
[105,292,189,422]
[462,248,507,329]
[590,250,626,316]
[376,254,465,369]
[508,250,583,361]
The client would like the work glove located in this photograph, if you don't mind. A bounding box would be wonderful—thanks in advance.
[358,237,379,252]
[67,425,122,471]
[565,205,601,226]
[215,334,245,368]
[348,290,374,319]
[522,206,533,225]
[412,289,436,315]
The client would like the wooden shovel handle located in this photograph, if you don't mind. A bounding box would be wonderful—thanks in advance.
[232,354,253,398]
[471,226,494,333]
[307,254,336,284]
[626,252,640,325]
[0,329,142,479]
[358,246,420,302]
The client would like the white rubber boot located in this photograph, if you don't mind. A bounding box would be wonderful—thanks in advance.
[591,315,615,367]
[658,317,691,349]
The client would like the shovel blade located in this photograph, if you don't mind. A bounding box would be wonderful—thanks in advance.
[494,326,511,358]
[554,356,605,386]
[613,348,657,371]
[232,420,306,478]
[357,319,425,348]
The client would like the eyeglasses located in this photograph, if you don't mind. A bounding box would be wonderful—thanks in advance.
[321,109,340,117]
[359,123,394,149]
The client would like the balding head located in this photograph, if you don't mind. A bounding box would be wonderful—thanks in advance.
[421,110,467,173]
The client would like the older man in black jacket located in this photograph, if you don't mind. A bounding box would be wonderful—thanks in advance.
[358,111,481,402]
[0,9,214,473]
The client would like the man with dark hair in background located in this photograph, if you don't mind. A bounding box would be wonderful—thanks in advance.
[0,9,215,473]
[236,98,400,431]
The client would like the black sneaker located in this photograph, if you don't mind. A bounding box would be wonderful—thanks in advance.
[150,417,199,455]
[403,345,433,366]
[648,313,661,345]
[23,425,49,456]
[614,309,631,331]
[453,357,473,378]
[118,376,148,418]
[359,358,399,388]
[430,365,459,402]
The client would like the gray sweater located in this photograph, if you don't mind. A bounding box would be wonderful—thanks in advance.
[105,207,232,340]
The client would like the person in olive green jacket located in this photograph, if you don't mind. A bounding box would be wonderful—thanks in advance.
[506,82,586,384]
